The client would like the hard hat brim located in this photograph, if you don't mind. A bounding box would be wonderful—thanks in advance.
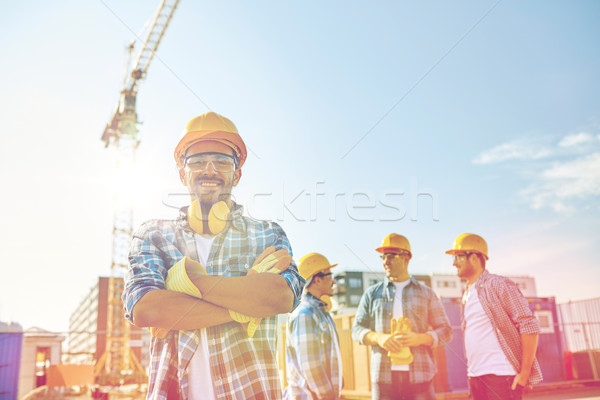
[375,246,412,257]
[445,249,489,260]
[174,130,247,168]
[305,264,337,286]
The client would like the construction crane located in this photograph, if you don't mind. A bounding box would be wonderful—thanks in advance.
[97,0,180,386]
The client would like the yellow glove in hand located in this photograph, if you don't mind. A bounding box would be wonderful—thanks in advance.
[248,246,293,275]
[148,257,207,339]
[230,247,293,337]
[388,317,414,365]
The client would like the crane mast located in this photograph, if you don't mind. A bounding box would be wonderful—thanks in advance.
[97,0,180,386]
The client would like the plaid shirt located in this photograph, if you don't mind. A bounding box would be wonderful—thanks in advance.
[122,203,305,400]
[463,270,542,387]
[285,292,342,399]
[351,276,452,385]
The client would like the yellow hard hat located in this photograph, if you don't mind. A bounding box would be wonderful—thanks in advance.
[375,233,412,257]
[174,112,247,169]
[445,233,489,260]
[298,253,337,283]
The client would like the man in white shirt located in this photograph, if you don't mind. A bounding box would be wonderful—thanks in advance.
[446,233,542,400]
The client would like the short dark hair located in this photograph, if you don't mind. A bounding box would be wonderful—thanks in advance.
[471,253,486,269]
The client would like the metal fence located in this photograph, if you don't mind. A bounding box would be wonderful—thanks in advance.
[558,298,600,380]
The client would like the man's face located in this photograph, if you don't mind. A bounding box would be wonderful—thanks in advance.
[314,270,335,296]
[453,253,476,279]
[381,252,409,282]
[179,142,241,207]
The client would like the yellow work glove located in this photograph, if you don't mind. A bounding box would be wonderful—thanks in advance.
[248,247,293,275]
[388,317,414,365]
[229,247,293,337]
[149,257,207,339]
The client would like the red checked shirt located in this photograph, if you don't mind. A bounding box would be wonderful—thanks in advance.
[462,270,543,387]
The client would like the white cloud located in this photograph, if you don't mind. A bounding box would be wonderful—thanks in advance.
[475,131,600,214]
[473,140,552,164]
[559,132,596,148]
[520,152,600,214]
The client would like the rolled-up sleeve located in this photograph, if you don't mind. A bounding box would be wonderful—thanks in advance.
[352,288,374,345]
[427,292,453,347]
[122,222,175,324]
[501,279,541,334]
[271,222,305,311]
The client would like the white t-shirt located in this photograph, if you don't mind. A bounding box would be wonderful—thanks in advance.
[463,284,516,377]
[391,279,411,372]
[188,234,216,400]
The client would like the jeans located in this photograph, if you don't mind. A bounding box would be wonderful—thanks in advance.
[469,374,523,400]
[372,371,435,400]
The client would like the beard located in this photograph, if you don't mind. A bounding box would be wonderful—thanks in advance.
[458,262,475,279]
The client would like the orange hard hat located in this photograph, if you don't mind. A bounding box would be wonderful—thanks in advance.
[174,112,247,168]
[375,233,412,257]
[445,233,489,260]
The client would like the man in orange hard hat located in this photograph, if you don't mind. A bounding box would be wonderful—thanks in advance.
[352,234,452,400]
[285,253,342,399]
[122,112,305,399]
[446,233,542,400]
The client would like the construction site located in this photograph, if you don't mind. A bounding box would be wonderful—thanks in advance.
[1,1,600,399]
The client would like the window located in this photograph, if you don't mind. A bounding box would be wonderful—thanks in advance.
[335,277,346,293]
[348,278,362,289]
[350,295,362,306]
[534,310,554,334]
[437,280,456,288]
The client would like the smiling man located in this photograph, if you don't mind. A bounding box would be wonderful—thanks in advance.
[446,233,542,400]
[352,234,452,400]
[122,111,304,400]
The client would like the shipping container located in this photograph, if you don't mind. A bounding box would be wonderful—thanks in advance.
[0,322,23,400]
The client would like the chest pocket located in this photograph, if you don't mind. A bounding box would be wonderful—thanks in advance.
[223,255,254,276]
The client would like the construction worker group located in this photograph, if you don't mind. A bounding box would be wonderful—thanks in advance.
[122,111,541,400]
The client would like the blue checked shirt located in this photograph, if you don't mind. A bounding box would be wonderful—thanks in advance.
[122,203,305,400]
[285,292,342,400]
[351,276,452,385]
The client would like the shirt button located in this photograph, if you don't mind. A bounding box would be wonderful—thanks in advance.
[177,371,182,378]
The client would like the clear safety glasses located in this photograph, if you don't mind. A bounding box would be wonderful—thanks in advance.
[184,153,237,172]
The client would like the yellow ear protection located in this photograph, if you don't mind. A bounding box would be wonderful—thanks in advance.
[320,295,333,313]
[187,200,231,235]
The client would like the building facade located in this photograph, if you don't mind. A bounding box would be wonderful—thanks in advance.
[66,277,149,368]
[18,327,64,398]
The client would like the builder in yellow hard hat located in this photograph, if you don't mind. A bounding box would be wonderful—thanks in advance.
[352,233,452,400]
[122,112,305,399]
[446,233,542,399]
[285,253,342,399]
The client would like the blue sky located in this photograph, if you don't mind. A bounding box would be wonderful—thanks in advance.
[0,1,598,333]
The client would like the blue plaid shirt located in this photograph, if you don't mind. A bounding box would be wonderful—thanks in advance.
[285,292,342,399]
[351,276,452,385]
[122,203,305,400]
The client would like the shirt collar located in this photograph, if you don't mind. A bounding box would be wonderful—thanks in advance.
[303,291,327,308]
[472,269,490,289]
[384,275,416,287]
